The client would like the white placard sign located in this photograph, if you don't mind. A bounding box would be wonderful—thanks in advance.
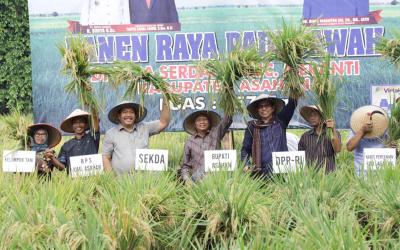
[363,148,396,170]
[135,149,168,171]
[2,150,36,173]
[272,151,305,173]
[204,150,236,172]
[70,154,104,178]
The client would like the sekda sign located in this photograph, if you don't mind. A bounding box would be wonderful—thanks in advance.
[135,149,168,171]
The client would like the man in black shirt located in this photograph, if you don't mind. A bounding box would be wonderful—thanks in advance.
[47,109,100,174]
[298,105,341,173]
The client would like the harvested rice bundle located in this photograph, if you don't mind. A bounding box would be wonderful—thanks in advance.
[311,55,338,138]
[376,30,400,70]
[266,20,325,99]
[90,61,181,107]
[60,36,182,121]
[199,46,266,116]
[59,36,100,131]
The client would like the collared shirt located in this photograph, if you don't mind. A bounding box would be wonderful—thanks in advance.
[241,98,297,174]
[58,131,100,174]
[102,121,160,175]
[346,130,388,176]
[80,0,131,25]
[298,128,341,173]
[180,116,233,182]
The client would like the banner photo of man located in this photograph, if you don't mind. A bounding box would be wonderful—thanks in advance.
[27,0,400,132]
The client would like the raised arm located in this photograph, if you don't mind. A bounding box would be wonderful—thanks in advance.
[159,100,171,132]
[277,98,297,127]
[217,115,233,139]
[347,122,371,151]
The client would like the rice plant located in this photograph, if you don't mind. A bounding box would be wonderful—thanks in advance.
[386,98,400,149]
[311,54,339,138]
[199,45,266,116]
[376,30,400,70]
[174,169,272,249]
[0,110,33,150]
[58,35,101,134]
[90,61,182,108]
[266,20,325,99]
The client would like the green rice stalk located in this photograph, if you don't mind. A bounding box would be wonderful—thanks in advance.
[199,45,266,116]
[90,61,182,111]
[58,35,101,132]
[311,54,338,139]
[376,30,400,70]
[386,97,400,150]
[266,20,325,99]
[0,110,33,150]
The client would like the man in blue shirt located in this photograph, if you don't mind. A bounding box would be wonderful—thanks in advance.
[241,94,297,177]
[129,0,179,24]
[346,105,389,176]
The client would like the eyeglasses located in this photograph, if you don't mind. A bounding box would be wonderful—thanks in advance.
[34,133,47,136]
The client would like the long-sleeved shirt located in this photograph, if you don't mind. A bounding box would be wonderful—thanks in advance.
[241,98,297,174]
[180,116,233,182]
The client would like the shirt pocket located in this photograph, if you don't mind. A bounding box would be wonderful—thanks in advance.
[134,129,149,149]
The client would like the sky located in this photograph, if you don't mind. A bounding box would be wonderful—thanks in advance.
[28,0,393,14]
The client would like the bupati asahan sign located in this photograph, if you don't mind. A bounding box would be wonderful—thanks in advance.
[28,0,400,132]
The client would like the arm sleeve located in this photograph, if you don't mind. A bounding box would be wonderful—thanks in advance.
[216,115,233,140]
[277,98,297,128]
[346,130,355,144]
[240,126,253,164]
[91,131,101,152]
[102,131,114,157]
[58,145,67,165]
[180,141,192,181]
[145,120,162,136]
[298,134,305,151]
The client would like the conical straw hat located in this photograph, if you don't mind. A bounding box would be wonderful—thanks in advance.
[60,109,90,133]
[350,105,388,138]
[108,101,147,124]
[28,123,62,148]
[246,94,285,119]
[300,105,322,124]
[183,110,221,135]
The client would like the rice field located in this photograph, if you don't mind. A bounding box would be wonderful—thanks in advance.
[3,113,400,249]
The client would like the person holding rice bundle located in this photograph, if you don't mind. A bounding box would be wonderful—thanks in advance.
[48,109,100,174]
[241,93,298,177]
[346,105,389,176]
[28,123,62,178]
[102,100,170,175]
[298,105,341,173]
[179,110,233,184]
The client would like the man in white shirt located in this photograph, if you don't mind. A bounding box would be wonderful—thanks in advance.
[80,0,131,25]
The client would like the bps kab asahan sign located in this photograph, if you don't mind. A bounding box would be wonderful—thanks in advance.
[70,154,104,178]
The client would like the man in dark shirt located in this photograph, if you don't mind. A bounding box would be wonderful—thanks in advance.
[303,0,369,19]
[241,94,297,176]
[129,0,179,24]
[179,110,232,183]
[298,105,341,173]
[47,109,100,174]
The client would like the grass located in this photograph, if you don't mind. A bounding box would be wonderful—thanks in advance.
[4,112,398,249]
